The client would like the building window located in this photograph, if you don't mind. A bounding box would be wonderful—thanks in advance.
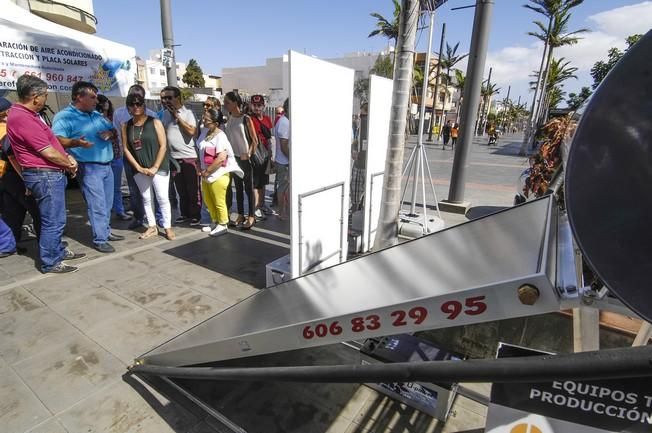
[160,70,165,76]
[149,67,156,75]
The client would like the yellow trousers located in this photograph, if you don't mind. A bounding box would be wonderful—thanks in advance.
[202,174,230,225]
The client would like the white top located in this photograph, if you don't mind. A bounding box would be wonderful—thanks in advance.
[162,106,197,159]
[224,115,249,158]
[113,105,158,147]
[274,115,290,165]
[197,128,243,183]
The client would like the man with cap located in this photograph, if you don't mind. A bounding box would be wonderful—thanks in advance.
[1,96,41,248]
[249,94,274,219]
[7,75,85,273]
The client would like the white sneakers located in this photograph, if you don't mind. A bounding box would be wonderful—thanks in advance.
[202,223,228,236]
[209,224,228,237]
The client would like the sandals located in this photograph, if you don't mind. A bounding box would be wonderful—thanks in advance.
[241,217,255,230]
[229,215,245,227]
[138,227,158,239]
[164,228,176,240]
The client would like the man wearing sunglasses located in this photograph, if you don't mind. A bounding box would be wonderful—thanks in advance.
[160,86,200,225]
[52,81,121,253]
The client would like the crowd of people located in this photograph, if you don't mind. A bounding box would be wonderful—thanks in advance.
[0,74,290,274]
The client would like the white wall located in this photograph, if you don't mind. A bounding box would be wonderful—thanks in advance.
[362,75,393,252]
[289,51,354,277]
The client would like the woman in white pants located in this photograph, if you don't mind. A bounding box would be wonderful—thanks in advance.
[121,94,175,240]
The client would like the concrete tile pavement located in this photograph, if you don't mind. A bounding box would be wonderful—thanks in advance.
[0,134,528,432]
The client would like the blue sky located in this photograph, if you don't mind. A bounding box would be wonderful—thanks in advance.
[94,0,652,105]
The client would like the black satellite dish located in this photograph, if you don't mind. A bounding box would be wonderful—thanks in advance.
[565,30,652,322]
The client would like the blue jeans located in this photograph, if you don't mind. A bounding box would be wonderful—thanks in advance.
[22,170,67,272]
[111,158,126,215]
[78,162,113,245]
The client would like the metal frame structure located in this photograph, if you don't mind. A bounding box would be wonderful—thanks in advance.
[297,181,346,275]
[365,171,384,251]
[137,195,614,368]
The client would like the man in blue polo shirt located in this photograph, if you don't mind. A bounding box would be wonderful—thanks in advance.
[53,81,123,253]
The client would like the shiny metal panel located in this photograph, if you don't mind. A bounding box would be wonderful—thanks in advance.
[565,30,652,322]
[140,198,558,367]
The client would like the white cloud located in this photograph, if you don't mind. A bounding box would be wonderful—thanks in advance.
[481,1,652,102]
[587,1,652,37]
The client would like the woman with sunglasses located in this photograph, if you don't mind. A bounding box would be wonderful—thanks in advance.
[223,91,258,229]
[197,108,243,236]
[121,94,175,240]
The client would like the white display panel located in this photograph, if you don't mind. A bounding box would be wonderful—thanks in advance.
[362,75,393,252]
[289,51,354,277]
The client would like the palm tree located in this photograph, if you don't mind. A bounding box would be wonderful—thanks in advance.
[438,42,468,129]
[368,0,401,50]
[541,57,577,115]
[520,0,587,154]
[374,0,420,250]
[452,69,465,124]
[477,82,500,134]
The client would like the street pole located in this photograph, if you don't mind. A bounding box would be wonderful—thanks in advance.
[160,0,178,86]
[445,0,494,208]
[409,9,436,215]
[428,22,446,143]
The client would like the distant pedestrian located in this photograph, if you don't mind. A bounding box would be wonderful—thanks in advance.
[450,123,459,149]
[350,103,368,212]
[53,81,123,253]
[7,75,85,273]
[441,120,452,150]
[488,124,498,146]
[197,108,243,237]
[224,91,258,229]
[160,86,200,225]
[121,93,175,240]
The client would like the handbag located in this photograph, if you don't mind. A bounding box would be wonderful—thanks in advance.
[250,142,269,167]
[203,146,217,165]
[243,115,269,167]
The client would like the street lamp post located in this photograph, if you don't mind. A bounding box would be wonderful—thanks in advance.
[443,0,494,211]
[160,0,178,87]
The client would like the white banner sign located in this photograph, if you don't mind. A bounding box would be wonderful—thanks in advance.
[0,0,135,95]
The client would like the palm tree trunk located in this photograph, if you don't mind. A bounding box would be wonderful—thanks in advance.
[373,0,420,250]
[519,16,552,156]
[535,47,554,126]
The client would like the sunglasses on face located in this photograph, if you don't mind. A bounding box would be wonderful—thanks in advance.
[161,95,175,100]
[128,102,144,107]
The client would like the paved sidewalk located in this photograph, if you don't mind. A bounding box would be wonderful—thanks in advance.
[0,134,528,433]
